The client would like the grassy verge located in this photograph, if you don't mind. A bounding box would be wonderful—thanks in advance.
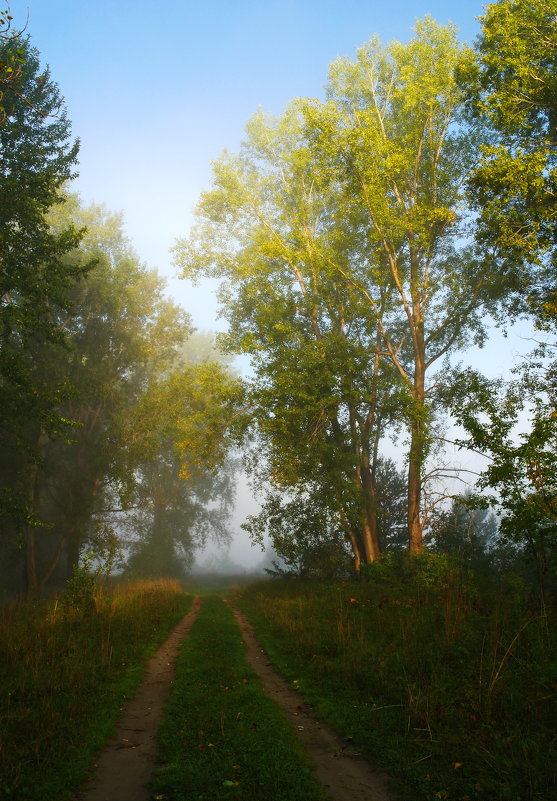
[0,579,192,801]
[236,567,556,801]
[152,595,326,801]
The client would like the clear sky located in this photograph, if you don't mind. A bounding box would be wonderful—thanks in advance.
[9,0,529,567]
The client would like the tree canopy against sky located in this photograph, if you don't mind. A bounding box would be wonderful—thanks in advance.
[0,35,84,531]
[177,18,513,562]
[2,0,486,333]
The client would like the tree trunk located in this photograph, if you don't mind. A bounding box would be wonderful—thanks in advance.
[408,350,425,554]
[408,420,423,553]
[24,429,48,598]
[344,528,362,575]
[65,534,81,580]
[24,526,38,598]
[361,471,381,562]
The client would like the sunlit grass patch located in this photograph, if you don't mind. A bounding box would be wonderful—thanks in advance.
[152,595,326,801]
[0,579,191,801]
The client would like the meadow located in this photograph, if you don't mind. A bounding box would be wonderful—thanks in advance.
[0,579,192,800]
[2,563,554,801]
[236,559,556,801]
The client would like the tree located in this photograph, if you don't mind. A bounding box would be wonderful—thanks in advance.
[244,454,407,577]
[177,101,406,569]
[466,0,557,305]
[179,20,503,561]
[447,360,557,595]
[0,5,26,124]
[123,448,237,581]
[0,35,84,536]
[447,1,557,595]
[0,195,195,594]
[120,334,244,580]
[0,192,246,596]
[375,457,408,552]
[300,19,498,554]
[425,491,497,563]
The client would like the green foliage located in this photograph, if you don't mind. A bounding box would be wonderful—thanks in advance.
[0,36,84,527]
[468,0,557,308]
[244,489,354,579]
[244,456,407,577]
[447,363,557,595]
[121,341,244,581]
[177,98,401,566]
[153,596,325,801]
[238,575,556,801]
[62,551,99,615]
[303,19,496,551]
[0,196,193,594]
[0,581,192,800]
[1,190,243,594]
[425,493,498,565]
[453,1,557,587]
[177,19,494,563]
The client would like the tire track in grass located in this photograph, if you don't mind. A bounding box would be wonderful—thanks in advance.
[228,602,393,801]
[151,595,327,801]
[74,596,202,801]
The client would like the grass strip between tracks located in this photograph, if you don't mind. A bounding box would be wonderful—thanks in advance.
[152,595,326,801]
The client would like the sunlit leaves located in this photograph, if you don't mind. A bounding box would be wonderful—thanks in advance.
[468,0,557,296]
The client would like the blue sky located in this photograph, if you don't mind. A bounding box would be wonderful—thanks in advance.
[8,0,489,331]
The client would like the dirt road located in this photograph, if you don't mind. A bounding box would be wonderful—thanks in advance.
[74,595,392,801]
[74,597,202,801]
[229,602,392,801]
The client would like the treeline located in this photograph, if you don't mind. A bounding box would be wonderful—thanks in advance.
[0,24,243,596]
[1,1,555,598]
[178,0,556,587]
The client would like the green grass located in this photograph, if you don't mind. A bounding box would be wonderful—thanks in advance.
[0,579,192,801]
[152,595,326,801]
[236,566,556,801]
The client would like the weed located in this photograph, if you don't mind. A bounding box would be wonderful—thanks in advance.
[236,566,556,801]
[0,579,191,800]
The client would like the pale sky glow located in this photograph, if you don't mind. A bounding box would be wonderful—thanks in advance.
[10,0,525,568]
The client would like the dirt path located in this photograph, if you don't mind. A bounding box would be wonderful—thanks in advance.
[74,595,392,801]
[74,597,202,801]
[228,602,393,801]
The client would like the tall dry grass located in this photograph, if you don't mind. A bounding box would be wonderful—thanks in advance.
[0,578,191,801]
[237,561,556,800]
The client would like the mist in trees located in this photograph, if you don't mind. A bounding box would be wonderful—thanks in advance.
[0,189,242,594]
[0,29,243,595]
[174,3,556,586]
[1,2,556,596]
